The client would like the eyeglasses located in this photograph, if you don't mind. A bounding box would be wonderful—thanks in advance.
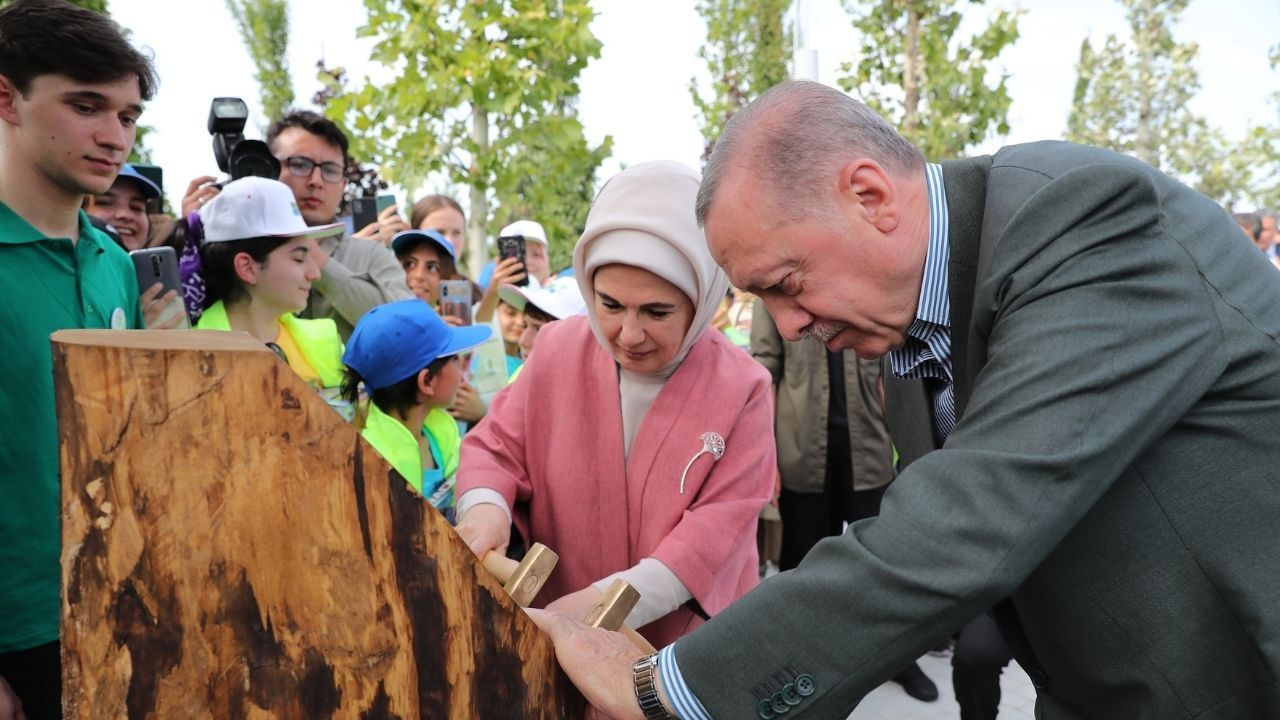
[283,155,345,184]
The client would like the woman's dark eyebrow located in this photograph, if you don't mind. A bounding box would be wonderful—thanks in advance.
[598,290,677,311]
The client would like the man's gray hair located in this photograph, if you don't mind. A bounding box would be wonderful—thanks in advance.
[695,80,924,225]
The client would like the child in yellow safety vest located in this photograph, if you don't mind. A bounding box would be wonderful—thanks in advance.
[341,299,491,519]
[191,176,351,419]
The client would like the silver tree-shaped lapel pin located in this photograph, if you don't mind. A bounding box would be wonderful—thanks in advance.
[680,432,726,494]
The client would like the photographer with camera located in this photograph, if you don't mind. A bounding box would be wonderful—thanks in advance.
[183,108,410,340]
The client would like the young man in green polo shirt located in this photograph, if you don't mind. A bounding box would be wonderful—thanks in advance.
[0,1,160,717]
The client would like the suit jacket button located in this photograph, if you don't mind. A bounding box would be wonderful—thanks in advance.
[1028,670,1048,689]
[770,692,791,714]
[781,683,802,706]
[795,674,816,696]
[757,699,776,719]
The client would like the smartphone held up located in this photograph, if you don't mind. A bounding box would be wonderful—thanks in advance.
[496,234,528,287]
[440,280,473,325]
[130,247,190,329]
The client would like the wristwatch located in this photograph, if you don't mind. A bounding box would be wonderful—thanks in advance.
[633,653,676,720]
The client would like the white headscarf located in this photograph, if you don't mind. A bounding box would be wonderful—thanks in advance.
[573,160,730,456]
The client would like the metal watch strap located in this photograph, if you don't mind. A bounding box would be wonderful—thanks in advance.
[633,653,676,720]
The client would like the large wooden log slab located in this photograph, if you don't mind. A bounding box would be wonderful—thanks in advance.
[53,329,582,720]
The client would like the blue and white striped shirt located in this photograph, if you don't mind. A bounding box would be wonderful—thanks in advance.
[657,163,954,720]
[887,162,956,439]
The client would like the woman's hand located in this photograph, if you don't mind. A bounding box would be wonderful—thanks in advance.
[544,585,606,621]
[141,282,185,329]
[180,175,220,218]
[449,382,486,423]
[475,257,527,323]
[455,503,510,557]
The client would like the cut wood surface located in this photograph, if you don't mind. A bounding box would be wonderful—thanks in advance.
[54,329,582,720]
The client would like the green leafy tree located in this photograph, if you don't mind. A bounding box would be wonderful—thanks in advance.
[1066,0,1277,208]
[225,0,294,125]
[689,0,792,162]
[324,0,612,273]
[838,0,1020,159]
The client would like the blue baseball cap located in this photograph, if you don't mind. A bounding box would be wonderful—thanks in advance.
[391,229,456,260]
[116,164,161,200]
[343,299,492,390]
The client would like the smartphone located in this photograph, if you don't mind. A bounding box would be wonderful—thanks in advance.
[352,193,396,232]
[496,234,528,287]
[130,246,190,329]
[440,280,473,325]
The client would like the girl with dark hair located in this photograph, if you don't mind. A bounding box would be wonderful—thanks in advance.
[191,177,351,418]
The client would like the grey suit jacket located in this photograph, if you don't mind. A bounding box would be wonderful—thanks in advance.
[675,141,1280,719]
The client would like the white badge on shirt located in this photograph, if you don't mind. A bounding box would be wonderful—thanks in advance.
[110,307,127,330]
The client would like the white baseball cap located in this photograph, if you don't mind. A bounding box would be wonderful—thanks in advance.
[498,219,547,246]
[499,275,587,319]
[199,176,345,244]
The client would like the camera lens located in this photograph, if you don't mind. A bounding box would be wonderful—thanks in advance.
[228,139,281,181]
[232,154,278,180]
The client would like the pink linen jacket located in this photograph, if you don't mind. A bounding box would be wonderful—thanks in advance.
[458,316,776,647]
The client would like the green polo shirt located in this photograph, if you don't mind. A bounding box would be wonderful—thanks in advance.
[0,202,143,653]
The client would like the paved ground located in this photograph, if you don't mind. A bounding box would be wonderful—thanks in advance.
[849,653,1036,720]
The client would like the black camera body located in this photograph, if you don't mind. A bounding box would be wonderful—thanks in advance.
[208,97,280,181]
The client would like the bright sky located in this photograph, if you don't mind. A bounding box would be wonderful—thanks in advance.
[110,0,1280,213]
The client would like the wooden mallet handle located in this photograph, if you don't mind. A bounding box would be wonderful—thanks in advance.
[480,543,558,607]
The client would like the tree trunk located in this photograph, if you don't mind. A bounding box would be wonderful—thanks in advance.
[468,106,490,280]
[54,329,582,719]
[902,4,921,134]
[1133,0,1156,166]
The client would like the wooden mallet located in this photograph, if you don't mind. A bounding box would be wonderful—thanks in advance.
[583,578,658,654]
[480,543,559,607]
[483,546,657,654]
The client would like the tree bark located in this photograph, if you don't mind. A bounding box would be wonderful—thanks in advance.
[1134,0,1156,166]
[903,3,922,134]
[468,106,490,280]
[54,329,582,719]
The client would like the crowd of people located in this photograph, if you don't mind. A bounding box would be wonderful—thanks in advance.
[3,2,1279,720]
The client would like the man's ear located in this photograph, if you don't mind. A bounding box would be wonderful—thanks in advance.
[0,74,23,127]
[836,159,900,234]
[232,252,259,286]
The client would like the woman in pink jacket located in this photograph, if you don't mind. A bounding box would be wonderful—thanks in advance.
[454,161,776,648]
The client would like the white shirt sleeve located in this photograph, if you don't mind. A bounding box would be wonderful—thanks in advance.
[455,488,512,525]
[590,557,693,629]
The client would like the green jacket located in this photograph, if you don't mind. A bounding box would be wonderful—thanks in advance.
[750,306,893,493]
[359,402,459,496]
[196,300,345,389]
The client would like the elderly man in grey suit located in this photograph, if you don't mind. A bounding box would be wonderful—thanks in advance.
[531,79,1280,720]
